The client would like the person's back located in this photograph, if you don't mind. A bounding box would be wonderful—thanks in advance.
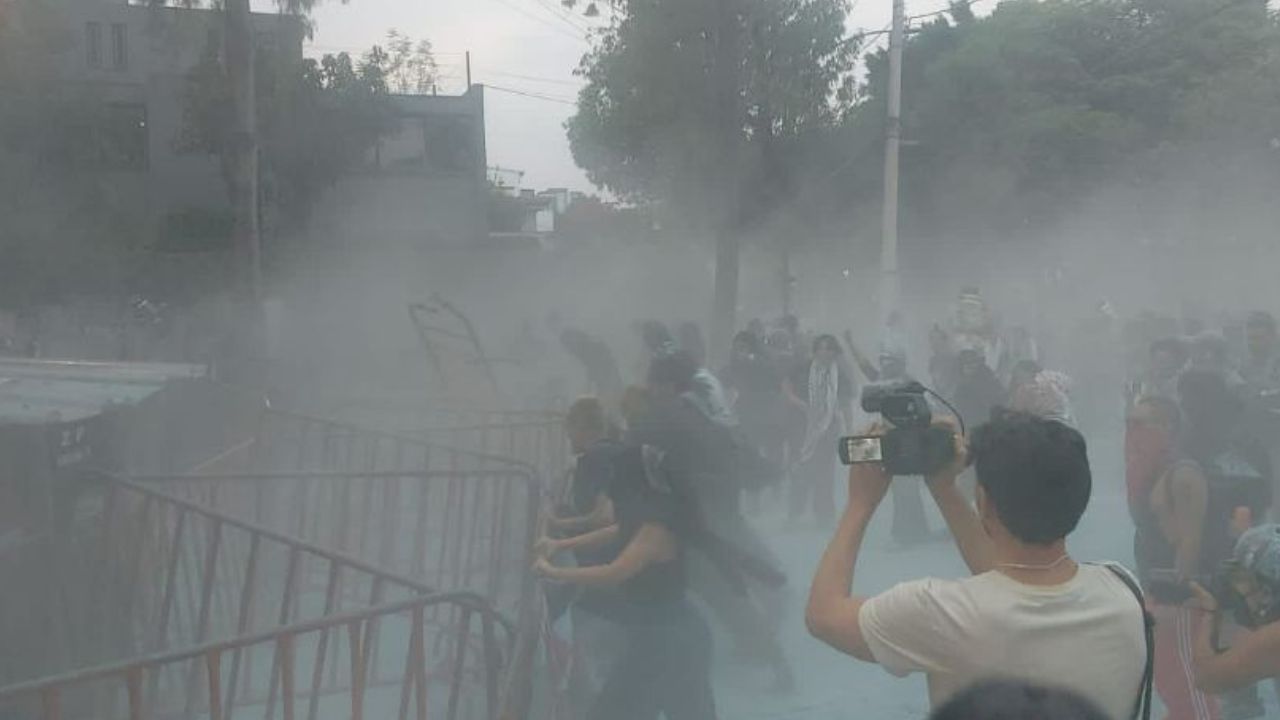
[807,411,1148,720]
[863,564,1145,718]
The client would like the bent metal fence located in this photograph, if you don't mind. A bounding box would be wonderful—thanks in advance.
[151,410,547,620]
[0,591,507,720]
[128,408,551,719]
[0,475,514,720]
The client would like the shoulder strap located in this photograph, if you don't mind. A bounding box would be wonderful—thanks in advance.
[1102,563,1155,720]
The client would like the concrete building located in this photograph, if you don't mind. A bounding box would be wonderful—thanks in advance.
[307,87,489,249]
[45,0,305,238]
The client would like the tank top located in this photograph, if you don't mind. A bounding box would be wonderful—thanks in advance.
[1135,452,1270,602]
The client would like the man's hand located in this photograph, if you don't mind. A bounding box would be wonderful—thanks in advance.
[1189,582,1219,614]
[846,424,891,516]
[534,535,563,558]
[924,418,969,490]
[532,555,561,581]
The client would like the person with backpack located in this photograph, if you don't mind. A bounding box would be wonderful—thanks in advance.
[629,350,795,692]
[534,443,717,720]
[1133,371,1273,720]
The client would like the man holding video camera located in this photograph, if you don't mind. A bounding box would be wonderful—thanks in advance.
[806,406,1149,720]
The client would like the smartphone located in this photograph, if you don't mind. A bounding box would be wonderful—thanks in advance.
[838,436,883,466]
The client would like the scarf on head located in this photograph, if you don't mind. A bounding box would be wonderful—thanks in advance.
[800,359,840,463]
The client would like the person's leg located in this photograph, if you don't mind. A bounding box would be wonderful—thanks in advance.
[658,606,719,720]
[1152,604,1221,720]
[586,625,663,720]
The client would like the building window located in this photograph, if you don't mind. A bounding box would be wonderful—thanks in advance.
[110,23,127,70]
[86,22,102,68]
[98,103,148,171]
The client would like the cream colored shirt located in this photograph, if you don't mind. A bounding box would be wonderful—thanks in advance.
[859,563,1146,720]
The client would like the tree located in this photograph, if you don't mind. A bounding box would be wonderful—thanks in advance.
[383,30,439,95]
[568,0,856,356]
[825,0,1279,259]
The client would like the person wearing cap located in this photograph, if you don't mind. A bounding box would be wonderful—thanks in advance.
[1190,524,1280,694]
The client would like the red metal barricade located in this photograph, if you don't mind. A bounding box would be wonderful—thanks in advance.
[0,590,506,720]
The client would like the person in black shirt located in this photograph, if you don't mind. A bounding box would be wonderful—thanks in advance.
[535,444,717,720]
[544,398,627,710]
[721,331,785,462]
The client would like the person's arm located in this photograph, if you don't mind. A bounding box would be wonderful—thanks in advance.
[1190,584,1280,693]
[545,494,614,535]
[927,434,995,575]
[534,522,675,589]
[537,523,620,557]
[1168,464,1209,580]
[805,461,892,661]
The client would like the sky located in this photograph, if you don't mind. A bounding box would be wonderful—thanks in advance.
[305,0,961,194]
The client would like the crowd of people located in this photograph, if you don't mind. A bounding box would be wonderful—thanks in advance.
[535,289,1280,720]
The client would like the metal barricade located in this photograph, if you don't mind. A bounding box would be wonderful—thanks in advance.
[0,591,507,720]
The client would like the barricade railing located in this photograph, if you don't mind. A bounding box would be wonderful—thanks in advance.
[284,404,569,488]
[139,408,550,719]
[138,468,538,625]
[0,590,506,720]
[0,474,485,685]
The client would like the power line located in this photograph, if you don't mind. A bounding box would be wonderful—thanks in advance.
[485,84,579,105]
[477,67,584,87]
[489,0,589,42]
[908,0,990,23]
[527,0,593,34]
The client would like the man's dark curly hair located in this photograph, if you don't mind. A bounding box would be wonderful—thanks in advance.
[930,680,1108,720]
[970,410,1092,545]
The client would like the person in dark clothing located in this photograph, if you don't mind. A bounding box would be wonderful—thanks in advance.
[950,348,1006,428]
[545,397,627,710]
[631,351,795,692]
[535,444,717,720]
[721,331,785,463]
[873,347,934,546]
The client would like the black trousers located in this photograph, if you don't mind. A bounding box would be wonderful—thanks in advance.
[588,602,717,720]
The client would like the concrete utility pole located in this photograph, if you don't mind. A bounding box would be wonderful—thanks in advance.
[879,0,905,320]
[709,0,743,365]
[225,0,261,302]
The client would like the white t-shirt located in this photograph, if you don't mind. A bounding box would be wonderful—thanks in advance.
[859,563,1146,720]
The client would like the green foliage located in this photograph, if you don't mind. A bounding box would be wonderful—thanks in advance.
[838,0,1280,245]
[178,33,399,229]
[567,0,857,224]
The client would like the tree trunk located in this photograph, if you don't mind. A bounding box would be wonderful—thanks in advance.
[709,0,742,365]
[224,0,260,301]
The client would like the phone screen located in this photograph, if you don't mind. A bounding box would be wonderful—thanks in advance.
[839,436,883,465]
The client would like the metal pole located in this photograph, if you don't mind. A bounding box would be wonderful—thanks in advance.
[465,51,472,89]
[880,0,905,319]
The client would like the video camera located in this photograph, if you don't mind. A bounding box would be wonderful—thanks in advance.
[838,381,956,477]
